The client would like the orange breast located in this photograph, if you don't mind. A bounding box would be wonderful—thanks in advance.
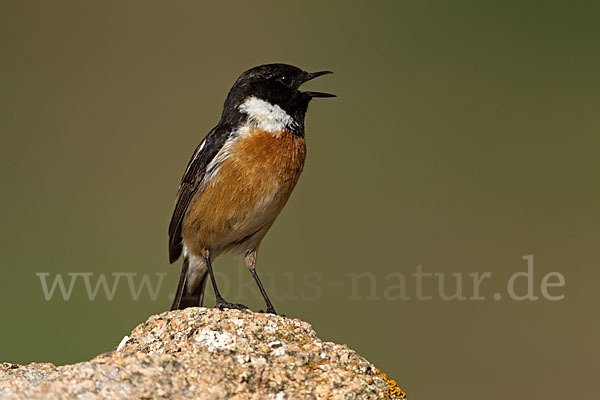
[182,128,306,255]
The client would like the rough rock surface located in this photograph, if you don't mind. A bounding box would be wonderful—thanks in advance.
[0,308,405,399]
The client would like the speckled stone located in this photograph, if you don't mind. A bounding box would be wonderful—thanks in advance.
[0,308,405,399]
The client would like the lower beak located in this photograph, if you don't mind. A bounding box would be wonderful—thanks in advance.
[303,91,336,98]
[302,71,335,98]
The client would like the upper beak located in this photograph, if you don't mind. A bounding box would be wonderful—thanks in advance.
[302,71,335,98]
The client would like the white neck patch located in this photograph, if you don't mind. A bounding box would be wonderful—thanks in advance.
[238,96,297,133]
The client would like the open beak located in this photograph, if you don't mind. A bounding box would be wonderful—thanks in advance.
[302,71,335,98]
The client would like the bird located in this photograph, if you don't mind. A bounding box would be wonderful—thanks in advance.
[168,63,334,313]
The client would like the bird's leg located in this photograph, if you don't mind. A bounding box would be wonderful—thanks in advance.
[203,252,248,311]
[245,250,277,314]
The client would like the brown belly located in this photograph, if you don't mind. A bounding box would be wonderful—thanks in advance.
[182,128,306,256]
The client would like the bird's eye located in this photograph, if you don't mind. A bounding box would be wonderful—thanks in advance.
[277,75,291,86]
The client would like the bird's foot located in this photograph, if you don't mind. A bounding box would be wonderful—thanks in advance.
[215,297,249,311]
[259,307,282,316]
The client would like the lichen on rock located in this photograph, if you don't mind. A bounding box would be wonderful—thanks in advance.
[0,308,406,399]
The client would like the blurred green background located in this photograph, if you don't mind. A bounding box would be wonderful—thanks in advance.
[1,1,599,398]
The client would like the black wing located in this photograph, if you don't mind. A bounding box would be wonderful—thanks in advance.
[168,126,229,263]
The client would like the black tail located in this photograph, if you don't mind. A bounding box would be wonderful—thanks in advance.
[170,256,208,310]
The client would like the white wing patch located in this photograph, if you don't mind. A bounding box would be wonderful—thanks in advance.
[238,96,297,133]
[181,138,208,182]
[204,131,240,182]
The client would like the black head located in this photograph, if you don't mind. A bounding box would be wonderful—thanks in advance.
[220,63,334,134]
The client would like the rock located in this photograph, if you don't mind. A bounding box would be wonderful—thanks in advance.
[0,308,406,399]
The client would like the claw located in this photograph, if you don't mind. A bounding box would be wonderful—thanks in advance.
[215,297,249,311]
[259,307,282,316]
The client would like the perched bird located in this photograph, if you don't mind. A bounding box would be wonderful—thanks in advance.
[168,63,334,313]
